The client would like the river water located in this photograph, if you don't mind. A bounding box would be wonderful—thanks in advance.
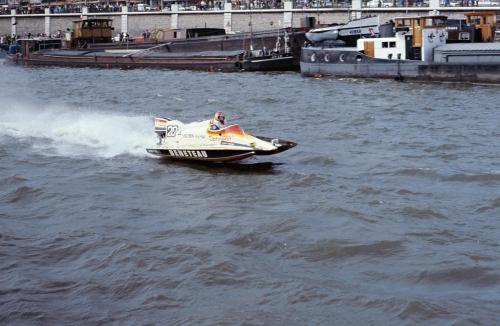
[1,60,500,325]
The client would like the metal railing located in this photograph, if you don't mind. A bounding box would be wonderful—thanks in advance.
[2,0,500,16]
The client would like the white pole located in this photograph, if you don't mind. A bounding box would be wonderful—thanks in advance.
[44,7,51,36]
[11,9,16,37]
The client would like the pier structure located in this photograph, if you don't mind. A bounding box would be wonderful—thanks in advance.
[0,3,498,37]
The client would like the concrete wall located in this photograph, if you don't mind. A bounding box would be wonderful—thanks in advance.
[0,18,10,35]
[179,13,223,29]
[0,9,492,37]
[15,17,45,35]
[50,16,76,34]
[128,14,170,35]
[292,12,350,26]
[231,13,283,32]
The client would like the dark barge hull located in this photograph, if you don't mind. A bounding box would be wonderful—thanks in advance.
[300,47,500,84]
[15,49,298,72]
[242,54,298,71]
[18,50,244,71]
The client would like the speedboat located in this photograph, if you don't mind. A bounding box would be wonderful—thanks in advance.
[146,117,297,162]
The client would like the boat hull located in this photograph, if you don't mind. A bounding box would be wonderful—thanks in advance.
[300,47,500,84]
[241,54,298,71]
[19,50,243,71]
[146,137,296,162]
[146,148,257,162]
[15,50,298,72]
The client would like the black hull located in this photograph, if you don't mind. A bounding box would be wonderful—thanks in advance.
[12,51,298,72]
[23,57,242,71]
[146,138,296,162]
[146,148,256,162]
[241,55,298,71]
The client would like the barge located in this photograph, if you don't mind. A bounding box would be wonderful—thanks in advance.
[4,17,305,71]
[300,15,500,83]
[8,38,297,71]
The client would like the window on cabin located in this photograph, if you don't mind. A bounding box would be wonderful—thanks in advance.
[382,42,388,48]
[390,41,396,48]
[434,18,446,27]
[470,17,480,25]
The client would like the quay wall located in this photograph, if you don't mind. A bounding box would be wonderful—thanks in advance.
[0,9,487,37]
[0,18,10,35]
[178,14,222,30]
[128,14,171,34]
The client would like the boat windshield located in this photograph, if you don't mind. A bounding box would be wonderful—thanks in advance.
[209,124,246,136]
[221,124,246,135]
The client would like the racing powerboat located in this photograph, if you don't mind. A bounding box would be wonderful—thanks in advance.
[146,117,297,162]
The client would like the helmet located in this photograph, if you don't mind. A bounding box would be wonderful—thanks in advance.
[214,111,225,124]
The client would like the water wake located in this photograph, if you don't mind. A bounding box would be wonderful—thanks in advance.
[0,100,155,158]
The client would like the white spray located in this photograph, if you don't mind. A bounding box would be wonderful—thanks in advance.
[0,100,156,158]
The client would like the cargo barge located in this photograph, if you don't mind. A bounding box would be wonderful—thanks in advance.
[300,15,500,84]
[8,39,298,71]
[5,18,305,71]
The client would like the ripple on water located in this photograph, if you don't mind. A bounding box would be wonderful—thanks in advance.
[424,143,463,153]
[357,186,382,195]
[287,173,330,187]
[324,206,377,223]
[397,300,451,323]
[0,175,28,186]
[2,186,43,204]
[444,172,500,183]
[475,197,500,213]
[392,168,441,179]
[292,239,405,262]
[361,296,452,324]
[287,285,329,305]
[415,266,500,287]
[142,293,185,309]
[40,281,79,295]
[401,207,447,220]
[298,155,337,167]
[227,232,287,254]
[196,261,250,286]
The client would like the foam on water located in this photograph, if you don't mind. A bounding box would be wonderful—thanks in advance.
[0,99,155,158]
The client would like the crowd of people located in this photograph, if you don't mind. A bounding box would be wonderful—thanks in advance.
[0,34,17,46]
[0,30,65,45]
[0,0,353,15]
[0,0,491,15]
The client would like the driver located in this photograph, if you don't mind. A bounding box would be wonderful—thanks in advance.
[210,111,226,130]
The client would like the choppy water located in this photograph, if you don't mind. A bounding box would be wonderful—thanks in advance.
[1,60,500,325]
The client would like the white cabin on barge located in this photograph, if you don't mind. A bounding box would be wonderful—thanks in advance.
[357,15,448,62]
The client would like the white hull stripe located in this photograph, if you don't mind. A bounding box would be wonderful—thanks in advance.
[168,149,208,158]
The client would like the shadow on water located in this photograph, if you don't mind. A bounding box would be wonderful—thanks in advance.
[156,157,282,175]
